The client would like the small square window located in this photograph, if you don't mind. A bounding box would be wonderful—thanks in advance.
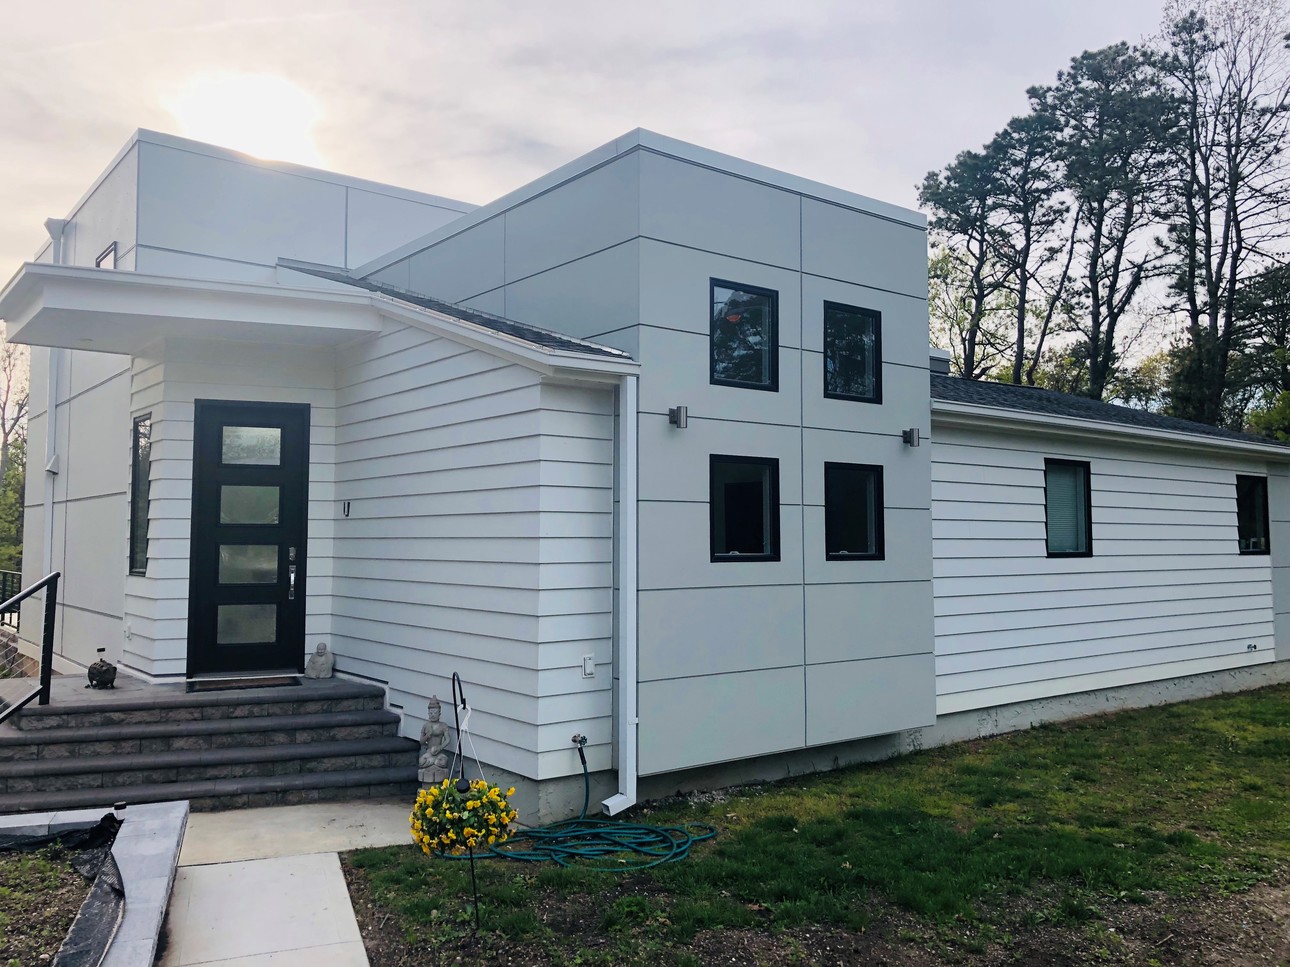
[1045,459,1092,557]
[825,463,884,560]
[95,242,117,269]
[130,414,151,574]
[710,455,780,561]
[824,302,882,403]
[711,280,778,391]
[1236,475,1270,554]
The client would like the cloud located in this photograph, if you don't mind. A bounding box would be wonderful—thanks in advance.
[0,0,1167,278]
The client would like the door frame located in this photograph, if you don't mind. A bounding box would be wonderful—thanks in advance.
[186,399,311,677]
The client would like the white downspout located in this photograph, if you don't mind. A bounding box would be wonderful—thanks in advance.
[40,218,68,578]
[602,373,638,816]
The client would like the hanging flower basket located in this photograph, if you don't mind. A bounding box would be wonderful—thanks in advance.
[411,778,518,855]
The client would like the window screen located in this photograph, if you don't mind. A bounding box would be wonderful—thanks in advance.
[1045,460,1091,556]
[710,455,780,561]
[1236,475,1270,554]
[824,463,884,559]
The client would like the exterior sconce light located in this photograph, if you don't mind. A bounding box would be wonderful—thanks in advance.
[902,427,921,447]
[668,406,688,429]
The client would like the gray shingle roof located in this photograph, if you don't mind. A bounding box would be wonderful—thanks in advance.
[931,373,1288,448]
[281,260,632,360]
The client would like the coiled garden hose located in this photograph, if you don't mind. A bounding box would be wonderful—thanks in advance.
[442,732,717,872]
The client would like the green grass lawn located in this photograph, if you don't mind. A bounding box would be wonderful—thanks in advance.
[344,683,1290,965]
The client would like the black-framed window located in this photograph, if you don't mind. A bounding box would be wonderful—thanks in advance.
[96,242,117,269]
[1045,459,1092,557]
[710,455,780,561]
[824,462,884,560]
[129,414,152,575]
[711,279,778,391]
[824,302,882,403]
[1236,475,1270,554]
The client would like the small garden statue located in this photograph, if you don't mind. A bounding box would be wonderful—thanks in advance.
[86,648,117,689]
[303,641,334,679]
[418,696,451,784]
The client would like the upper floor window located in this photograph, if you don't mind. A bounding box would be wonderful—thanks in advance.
[1045,459,1091,557]
[710,455,780,561]
[711,280,778,392]
[823,302,881,403]
[96,242,118,269]
[1236,475,1270,554]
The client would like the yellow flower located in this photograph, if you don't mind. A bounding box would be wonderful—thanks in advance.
[506,787,516,797]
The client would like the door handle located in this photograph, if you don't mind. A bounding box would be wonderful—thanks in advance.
[288,564,297,600]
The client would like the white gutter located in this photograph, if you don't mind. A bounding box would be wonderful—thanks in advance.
[40,219,67,578]
[932,399,1290,460]
[603,373,638,816]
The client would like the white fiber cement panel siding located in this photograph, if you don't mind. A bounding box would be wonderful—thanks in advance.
[932,424,1277,715]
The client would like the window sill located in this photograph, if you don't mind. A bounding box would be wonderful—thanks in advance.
[710,553,781,563]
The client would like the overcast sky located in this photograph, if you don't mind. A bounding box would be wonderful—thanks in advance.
[1,0,1169,280]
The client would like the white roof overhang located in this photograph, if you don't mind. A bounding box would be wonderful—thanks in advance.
[932,398,1290,462]
[0,263,637,382]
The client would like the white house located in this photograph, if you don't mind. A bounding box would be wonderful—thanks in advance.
[2,129,1287,820]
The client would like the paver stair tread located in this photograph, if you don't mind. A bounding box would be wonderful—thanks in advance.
[0,708,399,746]
[0,765,417,813]
[14,679,385,719]
[0,735,418,778]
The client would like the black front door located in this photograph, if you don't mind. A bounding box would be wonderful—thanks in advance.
[187,401,310,676]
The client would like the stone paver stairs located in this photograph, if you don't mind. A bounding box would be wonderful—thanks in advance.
[0,678,418,813]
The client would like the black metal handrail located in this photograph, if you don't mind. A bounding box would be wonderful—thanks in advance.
[0,572,61,724]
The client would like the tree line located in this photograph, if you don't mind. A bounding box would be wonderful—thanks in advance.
[921,0,1290,435]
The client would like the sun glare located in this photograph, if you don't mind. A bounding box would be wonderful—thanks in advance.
[165,73,326,167]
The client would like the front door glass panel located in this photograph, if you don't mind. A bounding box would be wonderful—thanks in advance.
[218,545,278,584]
[216,604,278,644]
[222,426,282,466]
[220,486,280,524]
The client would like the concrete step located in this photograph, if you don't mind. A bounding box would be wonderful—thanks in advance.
[0,765,419,814]
[0,736,419,794]
[12,680,386,731]
[0,709,402,761]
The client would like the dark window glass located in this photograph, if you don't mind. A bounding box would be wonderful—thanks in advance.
[711,280,778,391]
[1045,460,1092,556]
[710,455,780,561]
[824,302,881,402]
[824,463,884,559]
[1236,475,1270,554]
[129,415,151,574]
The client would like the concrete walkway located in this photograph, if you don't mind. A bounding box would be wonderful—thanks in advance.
[161,800,411,966]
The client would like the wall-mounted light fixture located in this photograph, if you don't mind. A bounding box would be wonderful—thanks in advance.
[668,405,688,429]
[902,427,921,447]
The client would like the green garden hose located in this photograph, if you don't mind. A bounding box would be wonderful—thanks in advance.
[442,734,716,872]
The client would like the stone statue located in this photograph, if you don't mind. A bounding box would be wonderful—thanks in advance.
[418,696,452,784]
[303,642,334,679]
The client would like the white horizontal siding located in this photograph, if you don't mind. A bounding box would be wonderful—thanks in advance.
[932,424,1277,715]
[331,324,615,780]
[123,342,338,677]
